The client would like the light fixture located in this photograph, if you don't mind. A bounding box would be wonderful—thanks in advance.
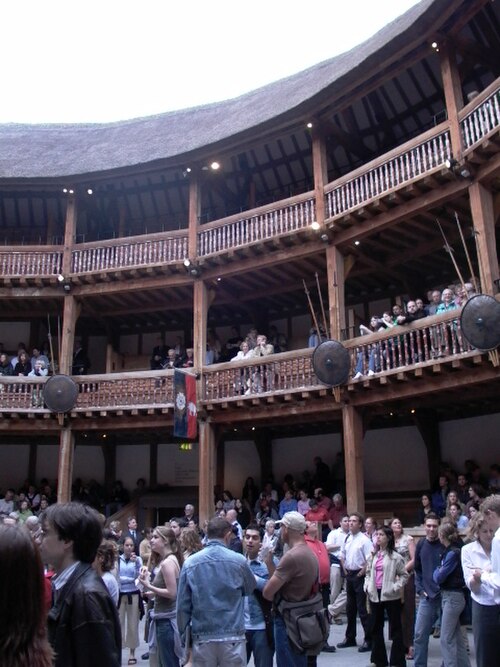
[183,258,191,268]
[210,161,220,171]
[431,41,438,49]
[57,274,65,283]
[411,409,416,414]
[179,442,192,451]
[320,233,329,244]
[445,157,473,179]
[87,188,93,195]
[354,240,361,246]
[311,221,320,230]
[306,122,313,129]
[216,277,222,282]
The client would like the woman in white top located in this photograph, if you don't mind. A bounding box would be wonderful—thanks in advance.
[460,512,498,667]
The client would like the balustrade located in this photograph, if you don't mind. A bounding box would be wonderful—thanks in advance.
[198,195,316,257]
[461,85,500,150]
[0,249,62,277]
[72,232,188,274]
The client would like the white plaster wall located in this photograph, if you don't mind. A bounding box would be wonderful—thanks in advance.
[74,445,105,482]
[223,440,261,495]
[0,445,29,490]
[36,444,60,484]
[115,445,150,487]
[157,442,199,486]
[440,413,500,471]
[363,426,429,491]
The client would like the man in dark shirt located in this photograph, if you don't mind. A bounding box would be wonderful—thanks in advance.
[40,502,121,667]
[413,514,444,667]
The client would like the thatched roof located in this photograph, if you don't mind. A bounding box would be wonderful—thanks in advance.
[0,0,454,179]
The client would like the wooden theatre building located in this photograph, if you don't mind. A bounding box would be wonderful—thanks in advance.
[0,0,499,522]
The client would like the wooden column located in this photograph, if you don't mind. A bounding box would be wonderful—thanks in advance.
[57,427,75,503]
[59,295,79,375]
[311,127,328,227]
[193,280,208,371]
[62,194,77,278]
[342,404,365,514]
[413,409,441,488]
[149,438,158,490]
[440,43,464,160]
[198,420,216,524]
[469,182,499,294]
[28,442,38,482]
[254,428,273,485]
[102,439,117,490]
[188,174,201,261]
[326,246,346,339]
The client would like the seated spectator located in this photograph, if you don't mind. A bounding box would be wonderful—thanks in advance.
[466,484,485,516]
[26,484,40,512]
[0,489,15,516]
[278,490,297,518]
[268,325,287,353]
[17,499,34,524]
[426,289,442,315]
[246,327,258,350]
[234,498,252,529]
[396,300,427,325]
[431,475,450,517]
[313,487,332,512]
[255,497,279,529]
[241,476,260,509]
[31,347,50,372]
[230,340,254,362]
[0,353,13,376]
[436,288,459,314]
[222,490,235,512]
[297,489,310,516]
[447,503,468,529]
[305,498,330,535]
[417,493,435,524]
[163,348,179,369]
[488,464,500,493]
[445,490,466,517]
[14,350,31,376]
[150,337,168,370]
[10,343,28,369]
[252,334,274,358]
[179,347,194,368]
[328,493,347,529]
[28,360,48,377]
[456,473,470,505]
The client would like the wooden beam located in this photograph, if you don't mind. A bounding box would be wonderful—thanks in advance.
[193,280,208,371]
[198,421,216,524]
[253,428,273,485]
[439,42,464,160]
[326,246,346,339]
[312,127,328,227]
[59,295,79,375]
[342,404,365,514]
[188,173,200,260]
[62,194,77,277]
[469,182,499,294]
[57,427,75,503]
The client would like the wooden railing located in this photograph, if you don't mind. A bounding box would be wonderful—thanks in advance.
[325,124,451,219]
[460,79,500,151]
[202,310,474,402]
[0,370,175,413]
[197,193,316,257]
[71,230,188,274]
[0,247,62,277]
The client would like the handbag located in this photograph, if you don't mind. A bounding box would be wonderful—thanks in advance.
[276,592,329,656]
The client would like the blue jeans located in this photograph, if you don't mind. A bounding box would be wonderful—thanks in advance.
[156,618,178,667]
[274,615,307,667]
[472,599,500,667]
[246,629,274,667]
[413,594,440,667]
[440,590,470,667]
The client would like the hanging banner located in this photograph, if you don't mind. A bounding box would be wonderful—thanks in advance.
[173,370,197,439]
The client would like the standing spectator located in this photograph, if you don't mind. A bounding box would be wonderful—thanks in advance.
[0,524,53,667]
[242,476,260,510]
[337,513,373,653]
[417,492,435,524]
[304,521,337,656]
[262,519,280,553]
[305,498,330,540]
[122,516,141,553]
[391,517,416,660]
[40,502,121,667]
[326,515,349,624]
[0,352,13,376]
[177,517,255,666]
[94,539,119,606]
[235,498,252,529]
[140,525,183,667]
[461,511,498,667]
[263,511,319,667]
[413,513,444,667]
[72,339,90,374]
[244,523,275,667]
[139,527,153,567]
[364,525,409,667]
[118,537,143,665]
[432,475,450,517]
[433,522,471,667]
[328,493,347,529]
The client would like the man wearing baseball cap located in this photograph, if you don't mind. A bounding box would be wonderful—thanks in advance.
[263,511,319,666]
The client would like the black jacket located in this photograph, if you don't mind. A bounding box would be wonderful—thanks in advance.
[48,562,121,667]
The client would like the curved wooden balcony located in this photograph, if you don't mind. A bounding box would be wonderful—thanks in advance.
[0,80,498,281]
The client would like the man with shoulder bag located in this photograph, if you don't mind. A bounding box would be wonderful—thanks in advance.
[263,511,329,667]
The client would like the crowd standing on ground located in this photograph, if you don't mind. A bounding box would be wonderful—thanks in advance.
[1,457,499,667]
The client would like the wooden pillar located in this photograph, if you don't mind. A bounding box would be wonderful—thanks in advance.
[342,404,365,514]
[469,182,499,294]
[102,440,117,490]
[62,194,77,278]
[216,434,225,493]
[188,174,201,261]
[198,421,216,524]
[311,127,328,227]
[193,281,208,371]
[60,295,79,375]
[57,427,75,503]
[326,246,346,339]
[440,43,464,160]
[413,409,441,489]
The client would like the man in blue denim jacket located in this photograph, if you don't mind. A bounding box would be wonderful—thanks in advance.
[244,523,276,667]
[177,517,255,666]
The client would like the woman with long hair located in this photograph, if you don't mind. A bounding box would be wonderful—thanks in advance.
[118,536,143,665]
[93,539,119,605]
[460,512,498,667]
[417,493,434,524]
[139,525,184,667]
[364,525,408,667]
[0,524,53,667]
[433,522,471,667]
[391,517,416,660]
[180,527,203,559]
